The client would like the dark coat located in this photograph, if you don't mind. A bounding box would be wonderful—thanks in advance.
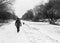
[15,19,22,28]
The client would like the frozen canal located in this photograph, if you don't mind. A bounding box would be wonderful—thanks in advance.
[0,20,60,43]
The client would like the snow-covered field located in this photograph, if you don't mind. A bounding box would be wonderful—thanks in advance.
[0,20,60,43]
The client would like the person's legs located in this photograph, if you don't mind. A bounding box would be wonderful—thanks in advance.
[23,22,25,24]
[17,26,20,32]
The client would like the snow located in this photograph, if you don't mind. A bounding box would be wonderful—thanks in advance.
[0,20,60,43]
[21,20,59,43]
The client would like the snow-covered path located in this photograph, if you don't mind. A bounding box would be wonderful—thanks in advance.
[0,21,31,43]
[0,20,60,43]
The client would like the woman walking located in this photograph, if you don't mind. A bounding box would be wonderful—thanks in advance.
[15,18,22,32]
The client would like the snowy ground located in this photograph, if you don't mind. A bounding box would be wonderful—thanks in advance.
[0,20,60,43]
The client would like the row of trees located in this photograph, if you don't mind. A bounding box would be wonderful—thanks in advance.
[22,0,60,22]
[0,0,18,21]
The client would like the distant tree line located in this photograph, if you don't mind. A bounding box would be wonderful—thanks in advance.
[22,10,34,21]
[22,0,60,23]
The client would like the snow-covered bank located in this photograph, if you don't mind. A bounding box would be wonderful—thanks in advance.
[21,20,49,25]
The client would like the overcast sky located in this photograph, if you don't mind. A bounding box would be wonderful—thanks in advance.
[13,0,49,18]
